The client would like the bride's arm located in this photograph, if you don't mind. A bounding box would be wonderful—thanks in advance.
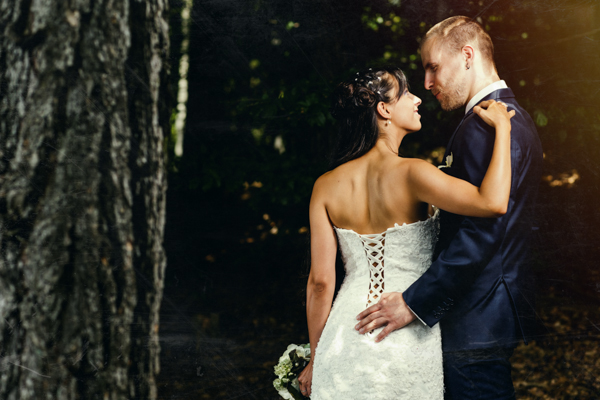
[298,177,338,397]
[409,99,514,217]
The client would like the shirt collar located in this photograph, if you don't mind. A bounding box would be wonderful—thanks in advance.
[465,80,508,115]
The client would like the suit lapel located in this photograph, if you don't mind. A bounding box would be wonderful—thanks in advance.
[444,116,466,158]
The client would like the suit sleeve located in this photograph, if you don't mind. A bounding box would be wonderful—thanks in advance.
[403,116,509,327]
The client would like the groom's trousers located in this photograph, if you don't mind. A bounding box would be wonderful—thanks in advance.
[443,347,516,400]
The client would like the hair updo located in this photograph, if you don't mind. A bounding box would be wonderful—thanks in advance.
[329,66,408,169]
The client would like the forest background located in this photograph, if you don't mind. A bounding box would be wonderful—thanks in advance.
[158,0,600,399]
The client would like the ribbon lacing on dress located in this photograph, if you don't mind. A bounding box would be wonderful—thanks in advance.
[359,232,386,309]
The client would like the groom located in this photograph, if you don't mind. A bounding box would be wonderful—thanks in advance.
[356,16,543,399]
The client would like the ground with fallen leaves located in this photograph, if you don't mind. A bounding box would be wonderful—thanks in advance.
[156,283,600,399]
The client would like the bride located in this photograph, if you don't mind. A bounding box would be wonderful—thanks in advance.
[297,67,514,399]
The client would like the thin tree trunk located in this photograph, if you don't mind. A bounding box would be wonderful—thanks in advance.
[0,0,169,398]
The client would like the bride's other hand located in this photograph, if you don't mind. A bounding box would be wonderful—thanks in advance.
[473,99,515,129]
[298,359,313,397]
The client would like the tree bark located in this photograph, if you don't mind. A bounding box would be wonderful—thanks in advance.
[0,0,169,398]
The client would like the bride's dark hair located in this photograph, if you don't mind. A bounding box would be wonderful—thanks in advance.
[329,67,408,170]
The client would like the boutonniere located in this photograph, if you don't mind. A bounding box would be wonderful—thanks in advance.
[438,152,453,169]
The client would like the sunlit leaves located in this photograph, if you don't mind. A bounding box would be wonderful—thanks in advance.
[361,7,405,36]
[285,21,300,30]
[250,77,261,87]
[249,59,261,70]
[252,127,264,142]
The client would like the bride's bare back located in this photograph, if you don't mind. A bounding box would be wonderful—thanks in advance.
[319,148,428,234]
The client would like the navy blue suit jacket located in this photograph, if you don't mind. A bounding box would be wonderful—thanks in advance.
[403,88,543,352]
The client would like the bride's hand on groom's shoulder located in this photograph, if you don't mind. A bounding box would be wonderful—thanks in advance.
[473,99,515,129]
[354,292,416,343]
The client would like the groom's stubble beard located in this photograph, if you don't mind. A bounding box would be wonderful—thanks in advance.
[437,73,469,111]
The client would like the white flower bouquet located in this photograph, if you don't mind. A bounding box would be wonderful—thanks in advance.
[273,343,311,399]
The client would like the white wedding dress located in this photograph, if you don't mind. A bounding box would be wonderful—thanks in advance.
[311,211,444,399]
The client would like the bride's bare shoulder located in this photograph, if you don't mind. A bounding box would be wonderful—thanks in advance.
[312,161,357,198]
[395,157,437,175]
[311,170,334,197]
[382,156,427,177]
[313,168,340,192]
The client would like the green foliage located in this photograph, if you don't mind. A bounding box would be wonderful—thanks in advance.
[361,7,405,37]
[168,0,600,258]
[534,110,548,127]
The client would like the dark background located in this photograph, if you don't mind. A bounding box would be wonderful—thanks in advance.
[156,0,600,398]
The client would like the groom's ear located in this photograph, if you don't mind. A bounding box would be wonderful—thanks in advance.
[462,45,475,67]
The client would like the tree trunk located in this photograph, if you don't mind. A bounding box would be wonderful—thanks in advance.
[0,0,169,398]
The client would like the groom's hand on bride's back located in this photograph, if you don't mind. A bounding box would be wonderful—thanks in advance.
[355,292,416,342]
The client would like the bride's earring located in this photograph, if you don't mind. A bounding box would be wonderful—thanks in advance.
[386,119,390,126]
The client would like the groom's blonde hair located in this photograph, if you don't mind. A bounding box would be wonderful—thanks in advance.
[422,16,496,71]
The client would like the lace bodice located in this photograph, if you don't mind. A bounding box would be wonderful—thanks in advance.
[335,211,439,307]
[311,212,444,400]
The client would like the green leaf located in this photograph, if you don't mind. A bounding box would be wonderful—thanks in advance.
[316,112,326,126]
[535,111,548,127]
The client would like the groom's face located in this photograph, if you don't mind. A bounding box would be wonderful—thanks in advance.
[421,40,469,111]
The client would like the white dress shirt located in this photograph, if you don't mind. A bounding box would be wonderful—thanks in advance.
[465,80,508,114]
